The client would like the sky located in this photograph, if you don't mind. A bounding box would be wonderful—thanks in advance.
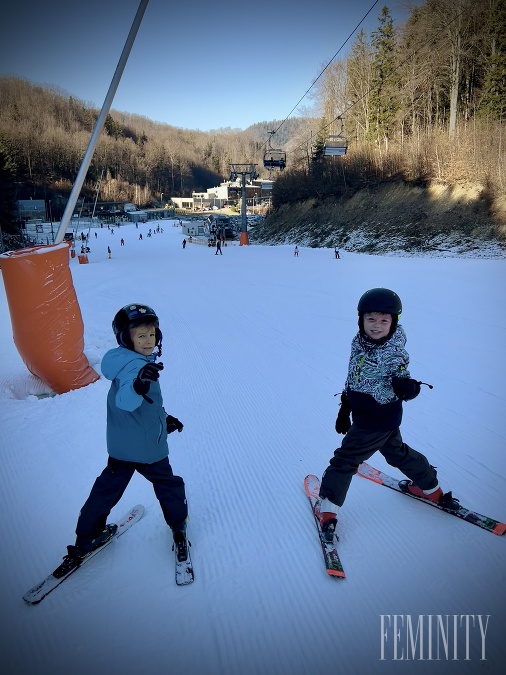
[0,0,410,131]
[0,222,505,674]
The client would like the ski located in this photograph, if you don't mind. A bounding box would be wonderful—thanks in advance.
[304,475,345,578]
[173,531,194,586]
[23,504,145,605]
[357,463,506,536]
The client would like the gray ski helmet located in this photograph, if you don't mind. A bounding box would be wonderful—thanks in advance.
[112,303,161,350]
[357,288,402,315]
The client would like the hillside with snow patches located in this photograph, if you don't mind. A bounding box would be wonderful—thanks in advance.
[0,221,505,675]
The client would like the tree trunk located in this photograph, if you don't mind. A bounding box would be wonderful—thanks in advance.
[449,26,461,138]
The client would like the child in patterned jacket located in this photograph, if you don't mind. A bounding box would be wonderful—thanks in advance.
[318,288,457,541]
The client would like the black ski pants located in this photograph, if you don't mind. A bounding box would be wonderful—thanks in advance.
[319,425,438,507]
[75,456,187,546]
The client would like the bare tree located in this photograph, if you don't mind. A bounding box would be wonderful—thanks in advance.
[345,29,373,142]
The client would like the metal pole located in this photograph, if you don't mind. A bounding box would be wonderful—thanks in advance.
[54,0,149,244]
[49,201,54,243]
[90,170,104,221]
[87,169,104,238]
[240,174,247,233]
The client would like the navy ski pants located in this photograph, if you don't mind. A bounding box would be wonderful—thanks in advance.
[75,456,187,546]
[319,426,438,507]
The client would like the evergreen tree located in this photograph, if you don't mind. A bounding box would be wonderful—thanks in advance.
[104,113,123,139]
[367,6,399,145]
[0,135,18,236]
[478,0,506,119]
[345,29,373,143]
[311,117,328,161]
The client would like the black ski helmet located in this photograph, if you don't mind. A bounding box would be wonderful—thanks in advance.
[357,288,402,315]
[357,288,402,338]
[112,303,162,354]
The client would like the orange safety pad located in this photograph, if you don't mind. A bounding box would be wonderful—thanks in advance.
[1,244,99,394]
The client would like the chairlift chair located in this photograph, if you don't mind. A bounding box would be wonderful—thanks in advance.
[263,131,287,170]
[263,148,286,170]
[323,135,348,157]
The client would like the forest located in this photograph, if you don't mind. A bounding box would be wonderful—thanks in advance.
[0,0,505,239]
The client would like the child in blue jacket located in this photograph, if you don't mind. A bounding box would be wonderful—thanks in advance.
[66,303,188,562]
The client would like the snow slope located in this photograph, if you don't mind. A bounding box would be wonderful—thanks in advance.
[1,223,505,675]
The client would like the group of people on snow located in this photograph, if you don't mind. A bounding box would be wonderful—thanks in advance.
[58,280,455,569]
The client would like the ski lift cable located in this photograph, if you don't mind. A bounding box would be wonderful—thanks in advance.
[291,1,470,158]
[253,0,381,158]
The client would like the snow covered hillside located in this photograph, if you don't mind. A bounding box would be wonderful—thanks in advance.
[1,222,505,675]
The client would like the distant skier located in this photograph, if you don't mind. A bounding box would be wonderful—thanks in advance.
[294,246,299,257]
[334,247,340,259]
[318,288,458,542]
[107,246,111,259]
[182,239,186,249]
[60,304,189,567]
[215,237,222,255]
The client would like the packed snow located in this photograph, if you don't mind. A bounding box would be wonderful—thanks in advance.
[0,221,505,675]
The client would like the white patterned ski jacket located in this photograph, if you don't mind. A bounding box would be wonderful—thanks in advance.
[344,325,411,431]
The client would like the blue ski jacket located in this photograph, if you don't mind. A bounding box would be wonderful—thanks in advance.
[101,346,168,464]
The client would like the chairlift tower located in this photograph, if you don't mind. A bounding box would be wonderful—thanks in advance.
[229,163,258,246]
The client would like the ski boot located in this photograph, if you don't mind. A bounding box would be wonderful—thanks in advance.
[172,530,189,562]
[319,497,340,542]
[78,523,119,555]
[171,521,189,562]
[54,524,118,579]
[321,514,337,543]
[399,480,460,511]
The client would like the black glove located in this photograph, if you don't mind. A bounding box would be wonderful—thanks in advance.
[392,376,421,401]
[335,392,352,434]
[166,414,184,434]
[133,362,164,396]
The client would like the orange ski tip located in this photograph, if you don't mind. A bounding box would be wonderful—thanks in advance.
[492,522,506,536]
[327,569,346,578]
[304,475,320,499]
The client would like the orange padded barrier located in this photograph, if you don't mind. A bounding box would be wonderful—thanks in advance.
[239,231,249,246]
[0,243,99,394]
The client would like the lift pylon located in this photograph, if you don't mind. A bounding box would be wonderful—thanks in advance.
[229,164,258,245]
